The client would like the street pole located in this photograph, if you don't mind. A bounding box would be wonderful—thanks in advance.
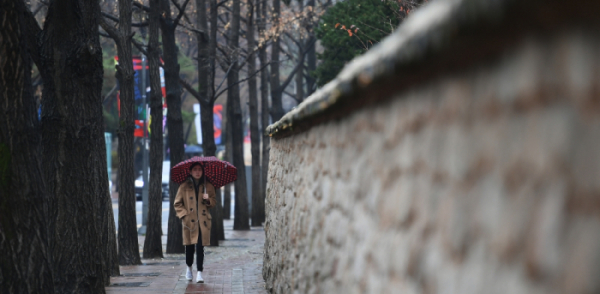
[140,54,149,235]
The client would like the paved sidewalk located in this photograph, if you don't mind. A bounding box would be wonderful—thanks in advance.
[106,220,267,294]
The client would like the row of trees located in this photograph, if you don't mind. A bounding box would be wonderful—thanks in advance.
[1,0,422,292]
[98,0,334,261]
[1,0,116,292]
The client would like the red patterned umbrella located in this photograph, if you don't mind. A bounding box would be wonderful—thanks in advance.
[171,156,237,188]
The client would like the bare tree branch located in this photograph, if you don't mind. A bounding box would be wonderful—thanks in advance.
[217,27,231,43]
[178,22,208,40]
[171,0,194,25]
[284,32,302,48]
[217,0,230,7]
[179,78,201,100]
[102,12,149,27]
[103,84,119,104]
[279,43,295,62]
[217,14,229,27]
[101,12,121,23]
[213,61,270,102]
[131,38,149,56]
[99,31,113,39]
[277,38,316,93]
[357,20,392,35]
[32,4,45,17]
[133,1,152,12]
[173,0,191,28]
[220,4,248,23]
[283,90,295,98]
[214,62,235,96]
[215,55,231,72]
[216,44,231,61]
[98,11,120,40]
[283,90,302,104]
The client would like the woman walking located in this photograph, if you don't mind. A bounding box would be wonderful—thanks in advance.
[174,163,216,283]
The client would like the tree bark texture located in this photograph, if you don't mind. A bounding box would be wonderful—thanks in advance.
[269,0,284,121]
[223,115,232,220]
[229,0,250,230]
[197,0,215,158]
[259,0,270,224]
[89,13,121,280]
[37,0,111,290]
[0,1,55,292]
[198,63,216,156]
[208,8,226,238]
[210,0,218,110]
[305,0,317,96]
[197,0,224,246]
[295,54,304,102]
[143,0,165,259]
[112,0,142,266]
[212,188,226,241]
[97,147,120,280]
[294,0,305,103]
[95,116,120,279]
[162,0,186,254]
[93,19,120,281]
[247,0,264,227]
[306,39,316,95]
[222,10,232,221]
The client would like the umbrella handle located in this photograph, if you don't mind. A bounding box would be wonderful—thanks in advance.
[203,176,206,194]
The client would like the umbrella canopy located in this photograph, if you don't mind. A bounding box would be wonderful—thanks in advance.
[171,156,237,188]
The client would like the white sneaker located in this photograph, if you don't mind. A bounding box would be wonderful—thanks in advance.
[196,271,204,283]
[185,267,193,281]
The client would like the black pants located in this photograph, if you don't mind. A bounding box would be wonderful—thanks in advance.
[185,229,204,271]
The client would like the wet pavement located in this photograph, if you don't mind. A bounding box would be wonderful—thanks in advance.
[106,219,267,294]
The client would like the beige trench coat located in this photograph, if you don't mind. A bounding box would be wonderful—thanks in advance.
[173,178,217,246]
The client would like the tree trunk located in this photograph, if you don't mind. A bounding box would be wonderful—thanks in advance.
[96,119,120,279]
[111,0,142,266]
[269,0,284,121]
[306,39,316,95]
[306,0,317,96]
[197,0,215,158]
[210,0,226,242]
[197,0,224,246]
[259,0,270,225]
[248,0,263,227]
[162,0,186,254]
[93,16,120,281]
[97,152,120,279]
[38,0,112,290]
[229,0,250,230]
[223,11,232,222]
[295,55,304,102]
[202,96,225,243]
[294,0,305,103]
[207,0,225,242]
[223,115,232,220]
[209,0,218,111]
[0,1,55,292]
[143,0,165,259]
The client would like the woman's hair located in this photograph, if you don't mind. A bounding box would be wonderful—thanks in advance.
[189,162,203,171]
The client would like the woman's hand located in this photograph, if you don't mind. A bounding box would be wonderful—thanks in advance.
[202,193,209,200]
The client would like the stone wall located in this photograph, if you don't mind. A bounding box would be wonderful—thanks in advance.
[263,1,600,293]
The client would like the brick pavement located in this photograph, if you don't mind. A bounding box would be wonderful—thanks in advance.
[106,220,267,294]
